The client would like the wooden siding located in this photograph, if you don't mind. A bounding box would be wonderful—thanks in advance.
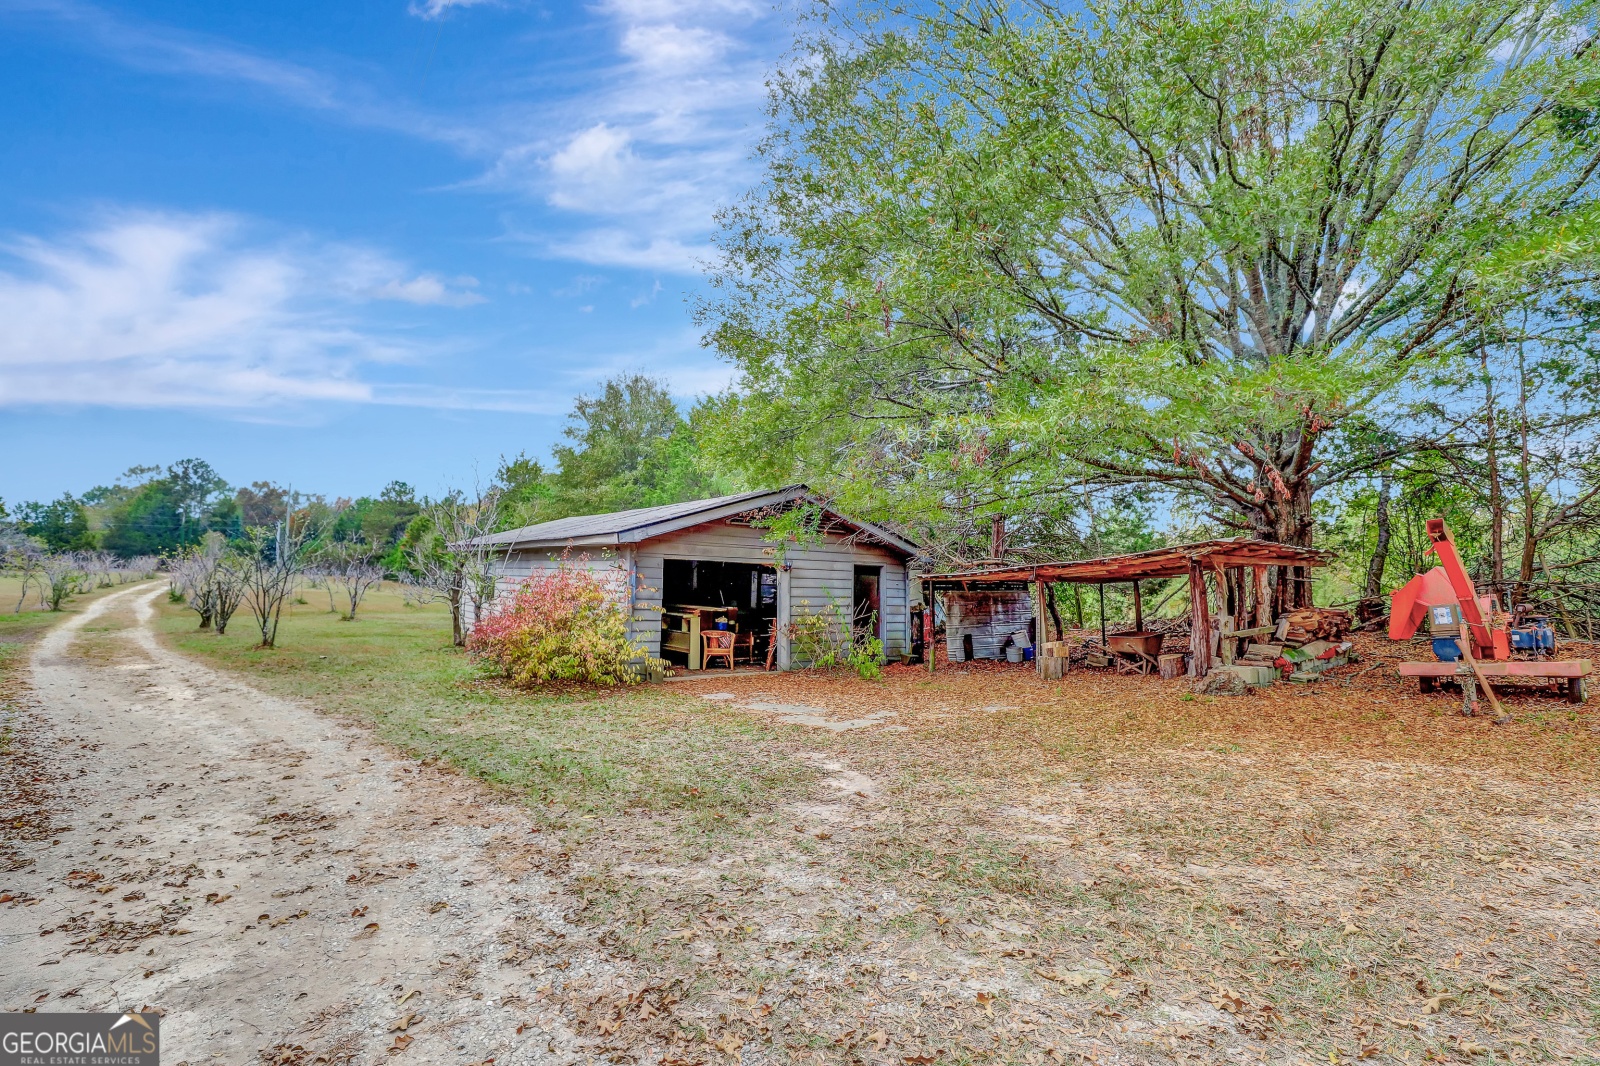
[468,548,627,629]
[476,520,909,670]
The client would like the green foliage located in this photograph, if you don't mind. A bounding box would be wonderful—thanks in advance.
[700,0,1600,554]
[495,453,553,529]
[18,495,93,551]
[92,458,232,557]
[540,375,735,520]
[785,599,851,668]
[847,632,885,680]
[327,481,421,571]
[235,482,288,529]
[784,596,886,675]
[486,375,738,530]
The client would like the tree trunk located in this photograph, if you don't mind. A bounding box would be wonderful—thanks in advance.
[1516,341,1537,591]
[1363,475,1392,600]
[449,583,464,647]
[1481,340,1505,596]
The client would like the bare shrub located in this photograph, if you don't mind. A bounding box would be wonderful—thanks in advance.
[240,509,328,648]
[408,489,503,646]
[39,553,90,611]
[317,543,383,621]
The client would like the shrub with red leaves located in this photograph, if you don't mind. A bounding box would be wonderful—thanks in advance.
[466,564,641,685]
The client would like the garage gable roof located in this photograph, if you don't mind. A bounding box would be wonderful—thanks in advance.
[469,485,921,557]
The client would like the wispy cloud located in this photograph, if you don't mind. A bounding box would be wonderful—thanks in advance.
[487,0,785,273]
[0,0,485,150]
[5,0,786,275]
[0,211,485,410]
[408,0,500,20]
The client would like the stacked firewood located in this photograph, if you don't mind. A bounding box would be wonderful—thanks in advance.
[1277,607,1352,646]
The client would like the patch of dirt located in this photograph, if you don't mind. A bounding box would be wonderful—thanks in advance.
[625,640,1600,1062]
[2,588,605,1063]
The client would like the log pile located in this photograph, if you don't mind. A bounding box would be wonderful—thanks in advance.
[1276,607,1352,646]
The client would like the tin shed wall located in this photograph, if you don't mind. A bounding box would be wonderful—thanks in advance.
[943,590,1033,660]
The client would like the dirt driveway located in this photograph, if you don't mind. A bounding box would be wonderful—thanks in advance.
[1,586,593,1064]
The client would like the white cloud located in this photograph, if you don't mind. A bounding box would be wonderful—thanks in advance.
[0,211,486,410]
[631,279,663,307]
[619,24,734,70]
[547,124,637,210]
[545,229,704,273]
[489,0,785,273]
[369,274,485,307]
[408,0,498,20]
[5,0,787,276]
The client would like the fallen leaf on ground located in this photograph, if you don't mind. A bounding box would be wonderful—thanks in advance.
[1423,992,1456,1014]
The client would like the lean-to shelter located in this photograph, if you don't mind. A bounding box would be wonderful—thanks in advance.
[922,538,1334,677]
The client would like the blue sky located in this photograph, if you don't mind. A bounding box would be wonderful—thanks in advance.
[0,0,788,504]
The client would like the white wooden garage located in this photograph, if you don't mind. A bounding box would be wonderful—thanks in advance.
[466,486,921,670]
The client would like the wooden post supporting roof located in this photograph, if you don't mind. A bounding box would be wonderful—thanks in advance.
[1035,577,1046,677]
[1132,579,1144,633]
[1189,560,1212,677]
[925,589,936,674]
[1098,584,1108,650]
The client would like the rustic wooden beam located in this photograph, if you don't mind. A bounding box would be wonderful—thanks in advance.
[1253,566,1271,628]
[1098,583,1108,650]
[1035,577,1047,677]
[1189,560,1212,677]
[1132,579,1144,632]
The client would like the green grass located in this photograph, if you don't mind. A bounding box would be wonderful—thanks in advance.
[0,576,131,682]
[155,585,815,829]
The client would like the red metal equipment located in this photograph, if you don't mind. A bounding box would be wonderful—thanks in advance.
[1389,519,1590,704]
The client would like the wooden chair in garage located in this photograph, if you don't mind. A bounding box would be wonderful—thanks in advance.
[701,629,735,671]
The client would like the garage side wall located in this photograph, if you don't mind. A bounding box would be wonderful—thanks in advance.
[788,540,908,666]
[466,547,629,631]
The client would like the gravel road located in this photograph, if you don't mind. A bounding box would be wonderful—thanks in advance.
[1,585,599,1065]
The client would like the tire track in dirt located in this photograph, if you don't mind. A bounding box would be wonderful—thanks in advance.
[0,586,600,1065]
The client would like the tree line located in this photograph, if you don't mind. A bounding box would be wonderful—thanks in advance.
[0,377,733,641]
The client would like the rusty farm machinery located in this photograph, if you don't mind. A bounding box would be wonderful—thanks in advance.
[1389,519,1591,713]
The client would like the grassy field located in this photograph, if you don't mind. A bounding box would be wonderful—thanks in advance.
[0,574,132,683]
[153,584,1600,1064]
